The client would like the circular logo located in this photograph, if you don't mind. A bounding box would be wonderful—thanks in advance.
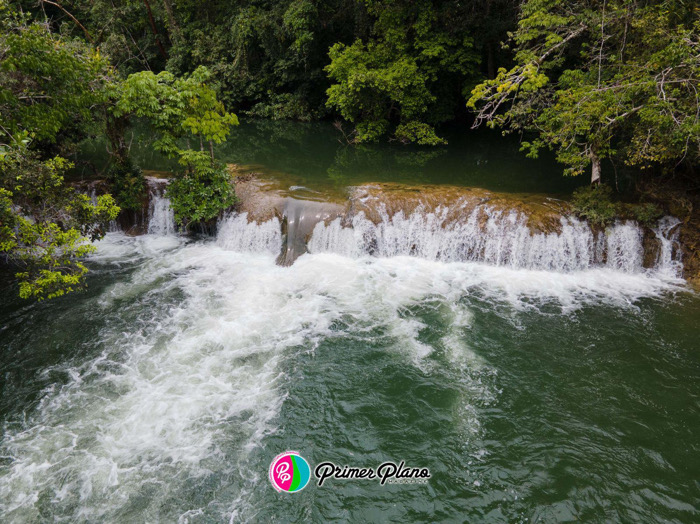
[269,451,311,493]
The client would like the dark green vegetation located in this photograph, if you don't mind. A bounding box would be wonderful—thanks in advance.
[0,3,237,297]
[468,0,700,185]
[111,67,238,223]
[0,6,120,299]
[571,184,662,227]
[2,0,699,298]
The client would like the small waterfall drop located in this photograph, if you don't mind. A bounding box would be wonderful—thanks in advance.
[653,216,683,278]
[147,184,176,236]
[277,198,343,265]
[217,212,282,255]
[604,221,644,272]
[308,205,662,274]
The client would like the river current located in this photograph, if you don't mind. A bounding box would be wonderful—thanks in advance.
[0,194,697,521]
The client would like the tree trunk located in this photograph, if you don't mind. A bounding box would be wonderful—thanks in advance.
[209,140,215,162]
[161,0,182,45]
[142,0,167,60]
[591,153,601,185]
[106,114,130,166]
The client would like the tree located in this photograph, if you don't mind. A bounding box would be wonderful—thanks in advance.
[325,0,479,144]
[111,66,239,226]
[0,3,111,145]
[468,0,700,184]
[0,4,119,300]
[0,144,118,300]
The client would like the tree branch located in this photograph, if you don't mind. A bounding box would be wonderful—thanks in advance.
[40,0,92,42]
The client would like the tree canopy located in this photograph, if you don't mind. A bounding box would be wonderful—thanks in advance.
[1,0,699,298]
[0,3,236,299]
[0,5,119,300]
[468,0,700,183]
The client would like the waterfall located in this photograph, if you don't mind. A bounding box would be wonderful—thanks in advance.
[653,216,683,278]
[147,185,176,236]
[215,188,684,278]
[217,212,282,255]
[308,205,667,274]
[603,221,644,272]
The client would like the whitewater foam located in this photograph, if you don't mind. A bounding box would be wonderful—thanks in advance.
[308,206,682,275]
[0,205,687,521]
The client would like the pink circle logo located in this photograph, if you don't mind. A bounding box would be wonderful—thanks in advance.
[269,451,311,493]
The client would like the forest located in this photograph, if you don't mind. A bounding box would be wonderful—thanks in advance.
[2,3,700,522]
[1,0,699,298]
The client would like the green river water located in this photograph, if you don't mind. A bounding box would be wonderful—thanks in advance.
[1,122,698,523]
[74,120,586,195]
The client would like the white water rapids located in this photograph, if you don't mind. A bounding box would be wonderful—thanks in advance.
[308,206,682,276]
[0,195,686,522]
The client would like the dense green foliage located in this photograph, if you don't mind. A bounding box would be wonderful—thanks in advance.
[10,0,699,166]
[570,184,618,226]
[14,0,516,144]
[0,5,119,299]
[0,144,119,300]
[168,152,236,225]
[325,0,479,144]
[112,67,238,158]
[2,0,700,297]
[571,184,663,227]
[468,0,700,183]
[0,4,110,144]
[0,3,237,298]
[112,67,238,225]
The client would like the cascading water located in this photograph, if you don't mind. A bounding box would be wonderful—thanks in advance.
[5,114,697,524]
[131,175,684,279]
[307,205,676,275]
[216,212,282,255]
[0,198,693,523]
[146,183,176,236]
[653,216,683,278]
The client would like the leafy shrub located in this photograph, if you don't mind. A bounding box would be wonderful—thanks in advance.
[108,157,145,211]
[395,121,447,146]
[571,185,618,226]
[628,202,663,226]
[168,151,237,226]
[0,147,119,300]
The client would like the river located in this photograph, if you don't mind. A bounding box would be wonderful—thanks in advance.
[1,122,698,522]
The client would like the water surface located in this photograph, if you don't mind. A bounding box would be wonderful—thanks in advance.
[0,228,697,522]
[74,120,586,197]
[3,121,698,522]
